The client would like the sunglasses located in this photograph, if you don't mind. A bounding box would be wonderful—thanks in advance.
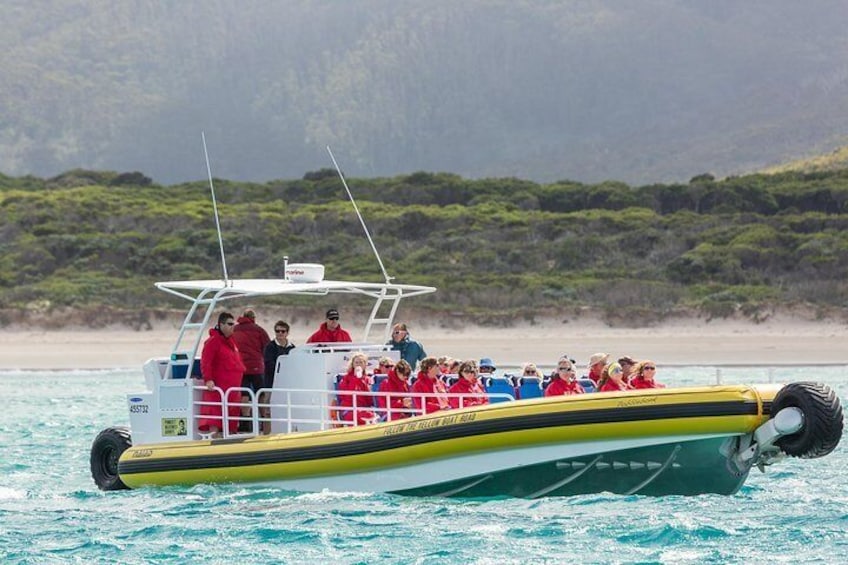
[462,369,477,375]
[644,366,656,370]
[380,363,394,367]
[558,367,574,372]
[328,317,339,321]
[275,329,288,334]
[223,321,235,326]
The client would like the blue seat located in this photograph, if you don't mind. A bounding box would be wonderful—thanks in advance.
[371,374,388,392]
[170,358,202,379]
[371,374,388,407]
[484,376,516,403]
[501,373,518,385]
[442,375,459,388]
[518,376,543,400]
[577,378,596,393]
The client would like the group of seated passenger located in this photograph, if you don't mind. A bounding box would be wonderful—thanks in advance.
[541,353,665,396]
[593,354,665,392]
[336,355,491,425]
[335,350,666,426]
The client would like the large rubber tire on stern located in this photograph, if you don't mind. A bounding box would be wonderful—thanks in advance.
[90,426,132,490]
[772,382,843,459]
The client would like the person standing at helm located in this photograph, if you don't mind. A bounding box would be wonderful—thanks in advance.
[198,312,246,437]
[387,322,427,371]
[263,320,296,389]
[232,308,270,433]
[307,308,353,343]
[233,308,271,432]
[260,320,295,434]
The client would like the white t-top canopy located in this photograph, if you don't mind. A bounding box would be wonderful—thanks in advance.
[155,277,437,370]
[156,278,436,302]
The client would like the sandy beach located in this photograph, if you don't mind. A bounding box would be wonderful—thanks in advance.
[1,315,845,370]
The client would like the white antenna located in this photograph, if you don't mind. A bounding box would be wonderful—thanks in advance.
[326,146,393,284]
[202,131,230,285]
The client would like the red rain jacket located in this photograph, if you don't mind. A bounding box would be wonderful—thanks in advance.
[198,328,247,433]
[448,377,489,409]
[377,372,412,421]
[599,379,631,392]
[232,317,270,374]
[307,322,353,343]
[629,376,665,389]
[545,378,585,396]
[338,370,376,425]
[411,373,448,414]
[587,367,604,385]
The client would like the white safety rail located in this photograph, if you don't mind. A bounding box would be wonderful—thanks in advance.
[192,386,516,439]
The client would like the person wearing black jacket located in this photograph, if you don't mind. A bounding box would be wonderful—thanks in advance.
[261,320,296,434]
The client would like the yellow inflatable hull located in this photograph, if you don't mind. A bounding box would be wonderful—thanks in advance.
[117,385,781,496]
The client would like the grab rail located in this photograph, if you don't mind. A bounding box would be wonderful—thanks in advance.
[192,385,514,439]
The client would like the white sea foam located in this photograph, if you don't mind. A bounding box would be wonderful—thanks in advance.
[0,486,26,500]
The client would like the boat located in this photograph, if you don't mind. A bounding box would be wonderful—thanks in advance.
[89,263,844,497]
[90,148,843,497]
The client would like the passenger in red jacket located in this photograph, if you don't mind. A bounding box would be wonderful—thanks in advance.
[629,360,666,389]
[545,357,585,397]
[307,308,353,343]
[598,362,632,392]
[411,357,450,414]
[338,352,377,426]
[586,352,609,385]
[618,355,637,385]
[232,308,270,432]
[448,360,489,409]
[198,312,247,437]
[378,359,413,421]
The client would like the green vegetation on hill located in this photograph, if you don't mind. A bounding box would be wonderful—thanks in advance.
[1,168,847,327]
[762,145,848,176]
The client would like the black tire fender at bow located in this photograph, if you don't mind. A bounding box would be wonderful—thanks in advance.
[771,382,843,459]
[90,426,132,490]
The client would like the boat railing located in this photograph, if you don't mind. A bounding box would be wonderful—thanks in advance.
[192,385,514,439]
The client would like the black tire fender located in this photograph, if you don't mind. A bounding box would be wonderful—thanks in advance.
[771,382,843,459]
[90,426,132,490]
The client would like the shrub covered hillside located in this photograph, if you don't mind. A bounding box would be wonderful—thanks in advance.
[1,168,847,326]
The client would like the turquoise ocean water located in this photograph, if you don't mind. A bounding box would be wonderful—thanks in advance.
[1,366,846,564]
